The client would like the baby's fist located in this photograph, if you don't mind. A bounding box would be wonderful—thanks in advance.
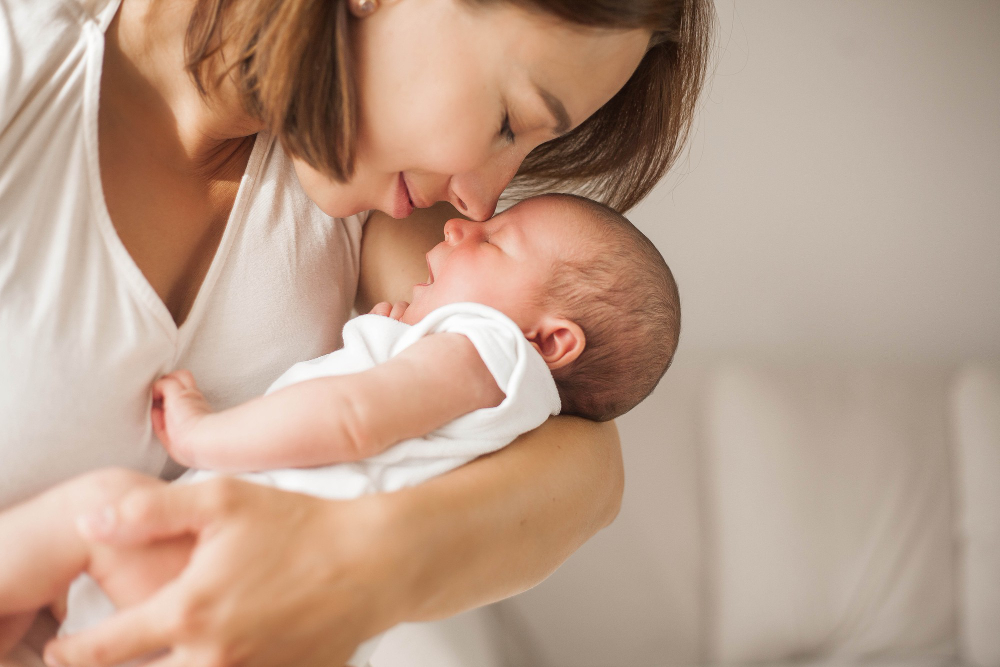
[369,301,410,321]
[151,370,213,465]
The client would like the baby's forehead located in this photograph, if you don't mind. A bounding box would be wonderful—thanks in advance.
[514,194,592,220]
[510,195,603,251]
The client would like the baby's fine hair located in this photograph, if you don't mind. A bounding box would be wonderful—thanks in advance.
[543,194,681,422]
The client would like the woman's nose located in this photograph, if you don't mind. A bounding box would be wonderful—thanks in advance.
[448,184,498,223]
[449,146,525,222]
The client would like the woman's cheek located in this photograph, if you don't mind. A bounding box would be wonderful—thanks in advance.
[383,97,499,176]
[419,125,500,177]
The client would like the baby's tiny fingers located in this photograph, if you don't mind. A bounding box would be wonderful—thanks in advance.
[150,400,167,441]
[369,302,392,317]
[172,369,197,389]
[389,301,410,321]
[154,375,184,399]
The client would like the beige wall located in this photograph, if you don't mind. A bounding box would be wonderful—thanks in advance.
[497,2,1000,665]
[631,0,1000,362]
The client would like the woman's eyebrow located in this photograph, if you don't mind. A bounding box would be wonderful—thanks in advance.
[535,85,571,136]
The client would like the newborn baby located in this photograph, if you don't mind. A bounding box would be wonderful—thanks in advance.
[0,193,680,663]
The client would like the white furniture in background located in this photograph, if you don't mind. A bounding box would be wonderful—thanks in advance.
[375,360,1000,667]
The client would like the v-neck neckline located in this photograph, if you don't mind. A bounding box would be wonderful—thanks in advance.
[81,1,271,347]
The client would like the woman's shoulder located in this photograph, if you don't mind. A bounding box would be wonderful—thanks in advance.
[0,0,117,24]
[0,0,116,130]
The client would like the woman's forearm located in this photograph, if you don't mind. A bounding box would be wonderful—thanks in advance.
[372,414,623,623]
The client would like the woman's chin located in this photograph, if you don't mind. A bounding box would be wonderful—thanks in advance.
[317,199,372,219]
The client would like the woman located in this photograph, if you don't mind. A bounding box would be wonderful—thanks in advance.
[0,0,712,664]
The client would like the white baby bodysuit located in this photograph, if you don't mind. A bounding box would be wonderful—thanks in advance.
[61,302,561,665]
[185,301,562,495]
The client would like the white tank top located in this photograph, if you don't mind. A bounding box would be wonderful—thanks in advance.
[0,0,367,508]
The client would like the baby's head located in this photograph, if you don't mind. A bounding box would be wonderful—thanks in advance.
[402,194,680,421]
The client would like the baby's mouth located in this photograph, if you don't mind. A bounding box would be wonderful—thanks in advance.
[421,255,434,286]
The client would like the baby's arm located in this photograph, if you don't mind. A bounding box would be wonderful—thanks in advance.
[155,331,505,472]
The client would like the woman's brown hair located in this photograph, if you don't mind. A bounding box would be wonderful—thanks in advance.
[185,0,714,212]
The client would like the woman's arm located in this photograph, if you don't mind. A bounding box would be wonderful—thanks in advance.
[385,412,623,621]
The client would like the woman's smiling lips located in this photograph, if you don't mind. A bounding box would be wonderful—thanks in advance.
[402,173,431,209]
[392,172,415,219]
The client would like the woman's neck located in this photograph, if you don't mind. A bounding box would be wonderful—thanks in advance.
[109,0,265,177]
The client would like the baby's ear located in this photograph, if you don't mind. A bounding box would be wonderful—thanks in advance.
[525,317,586,370]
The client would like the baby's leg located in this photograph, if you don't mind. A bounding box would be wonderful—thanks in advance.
[0,468,168,652]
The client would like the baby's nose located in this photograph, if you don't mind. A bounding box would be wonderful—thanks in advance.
[443,218,467,243]
[444,218,490,245]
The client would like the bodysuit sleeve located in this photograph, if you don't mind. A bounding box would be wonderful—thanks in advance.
[365,302,562,465]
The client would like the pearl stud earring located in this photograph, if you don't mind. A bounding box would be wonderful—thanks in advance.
[354,0,378,16]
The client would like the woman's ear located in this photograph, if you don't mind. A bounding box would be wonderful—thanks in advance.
[525,317,586,370]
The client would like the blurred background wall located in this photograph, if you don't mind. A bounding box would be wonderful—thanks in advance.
[376,2,1000,665]
[638,0,999,363]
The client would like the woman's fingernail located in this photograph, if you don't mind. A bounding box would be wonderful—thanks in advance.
[76,505,117,538]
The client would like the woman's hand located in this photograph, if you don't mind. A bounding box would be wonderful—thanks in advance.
[43,479,405,667]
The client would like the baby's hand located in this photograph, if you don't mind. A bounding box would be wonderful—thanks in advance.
[151,370,213,466]
[369,301,410,321]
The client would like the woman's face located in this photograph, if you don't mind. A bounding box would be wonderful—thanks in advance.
[292,0,650,220]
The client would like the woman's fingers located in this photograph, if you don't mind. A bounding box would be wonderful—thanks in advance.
[76,479,232,545]
[43,586,181,667]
